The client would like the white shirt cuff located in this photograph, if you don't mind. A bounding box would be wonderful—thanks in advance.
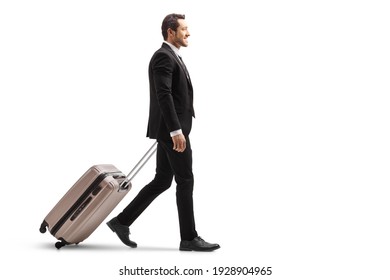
[170,129,183,137]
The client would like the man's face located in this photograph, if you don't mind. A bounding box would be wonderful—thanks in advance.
[171,19,190,48]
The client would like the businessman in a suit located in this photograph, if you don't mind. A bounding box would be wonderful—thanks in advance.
[107,14,220,252]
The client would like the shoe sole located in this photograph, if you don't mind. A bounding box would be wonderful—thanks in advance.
[179,247,193,251]
[179,245,220,252]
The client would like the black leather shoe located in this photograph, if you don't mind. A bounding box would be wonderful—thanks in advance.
[106,217,137,248]
[180,236,220,252]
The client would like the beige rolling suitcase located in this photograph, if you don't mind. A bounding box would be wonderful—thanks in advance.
[40,142,157,249]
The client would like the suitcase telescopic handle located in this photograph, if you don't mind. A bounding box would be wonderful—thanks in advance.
[119,141,158,190]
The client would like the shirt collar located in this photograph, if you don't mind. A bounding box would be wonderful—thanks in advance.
[164,41,181,58]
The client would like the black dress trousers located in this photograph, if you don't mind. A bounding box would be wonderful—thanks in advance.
[117,137,198,241]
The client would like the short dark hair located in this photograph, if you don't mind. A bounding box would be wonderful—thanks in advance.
[161,13,185,40]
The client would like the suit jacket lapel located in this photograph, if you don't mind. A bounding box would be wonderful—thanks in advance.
[162,43,192,84]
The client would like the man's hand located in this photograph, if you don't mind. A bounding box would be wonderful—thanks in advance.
[172,134,186,152]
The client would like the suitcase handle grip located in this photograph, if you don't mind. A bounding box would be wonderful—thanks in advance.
[119,141,158,190]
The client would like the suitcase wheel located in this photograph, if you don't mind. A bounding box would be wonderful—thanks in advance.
[39,221,48,233]
[55,240,66,249]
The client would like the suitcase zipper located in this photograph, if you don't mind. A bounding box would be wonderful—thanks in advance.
[51,171,125,236]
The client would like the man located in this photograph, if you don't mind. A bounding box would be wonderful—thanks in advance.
[107,14,220,252]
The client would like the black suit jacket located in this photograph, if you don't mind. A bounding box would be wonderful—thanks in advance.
[146,43,194,140]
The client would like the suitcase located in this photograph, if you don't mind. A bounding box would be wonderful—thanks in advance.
[39,142,157,249]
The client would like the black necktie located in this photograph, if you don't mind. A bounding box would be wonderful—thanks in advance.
[178,56,190,79]
[178,55,195,117]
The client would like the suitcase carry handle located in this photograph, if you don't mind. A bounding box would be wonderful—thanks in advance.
[119,141,158,191]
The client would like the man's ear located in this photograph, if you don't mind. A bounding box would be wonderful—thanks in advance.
[167,28,175,37]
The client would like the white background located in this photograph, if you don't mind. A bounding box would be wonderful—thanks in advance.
[1,0,389,279]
